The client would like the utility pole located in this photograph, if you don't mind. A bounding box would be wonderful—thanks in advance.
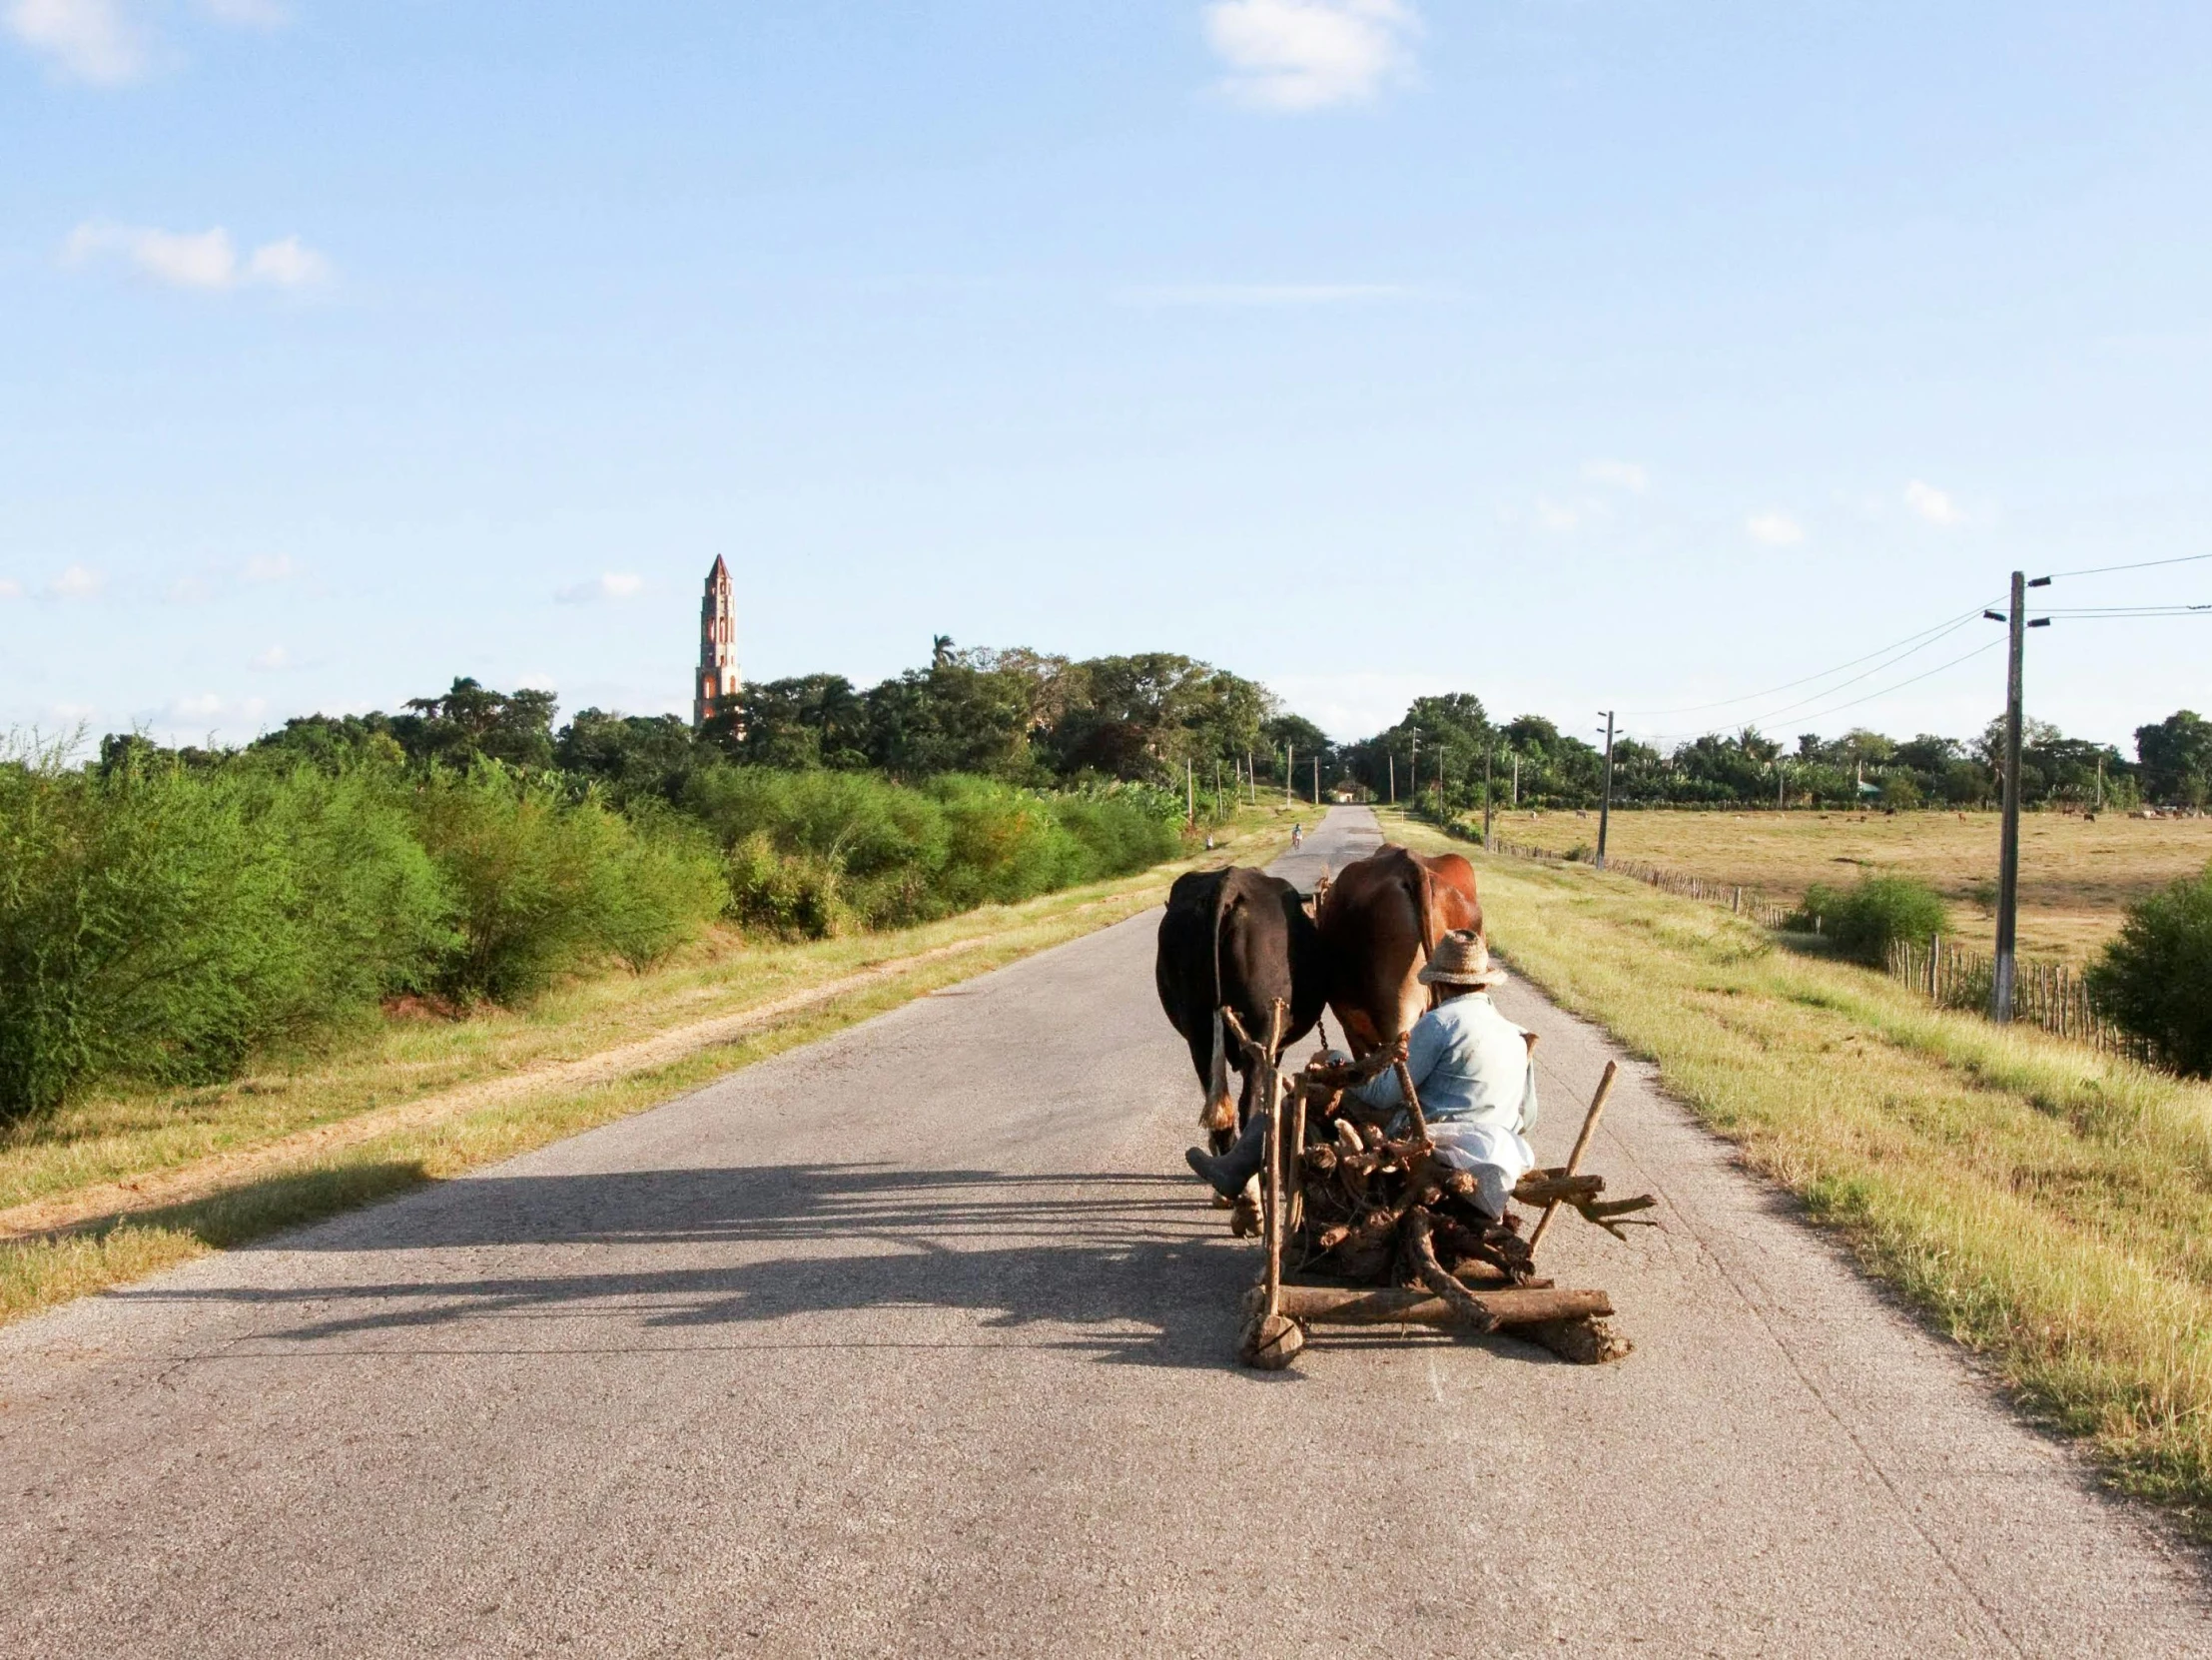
[1511,751,1519,808]
[2096,754,2105,813]
[1185,759,1194,825]
[1778,761,1787,810]
[1246,750,1255,807]
[1311,753,1319,806]
[1388,753,1395,804]
[1986,569,2051,1023]
[1483,747,1496,849]
[1596,711,1616,871]
[1285,744,1294,807]
[1212,758,1221,822]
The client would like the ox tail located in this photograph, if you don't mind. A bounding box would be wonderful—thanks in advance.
[1201,878,1237,1134]
[1411,852,1442,1013]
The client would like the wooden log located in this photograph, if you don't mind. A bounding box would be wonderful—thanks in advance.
[1530,1060,1618,1251]
[1393,1056,1432,1146]
[1512,1173,1604,1207]
[1405,1211,1498,1333]
[1274,1284,1612,1328]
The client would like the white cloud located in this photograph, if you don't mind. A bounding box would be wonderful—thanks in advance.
[64,221,333,291]
[1746,511,1805,547]
[1533,498,1581,533]
[1116,282,1432,307]
[556,572,645,604]
[1905,479,1964,525]
[1202,0,1419,111]
[1583,459,1649,493]
[6,0,147,85]
[195,0,286,25]
[251,645,291,671]
[246,236,329,287]
[0,577,22,600]
[46,562,105,598]
[242,551,296,581]
[169,692,224,719]
[8,0,284,85]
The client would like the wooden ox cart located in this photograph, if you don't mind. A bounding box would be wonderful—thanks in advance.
[1219,1003,1656,1370]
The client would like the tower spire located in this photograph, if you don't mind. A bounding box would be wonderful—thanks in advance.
[694,555,738,728]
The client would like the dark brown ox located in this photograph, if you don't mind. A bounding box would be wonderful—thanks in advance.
[1314,845,1483,1057]
[1154,866,1328,1152]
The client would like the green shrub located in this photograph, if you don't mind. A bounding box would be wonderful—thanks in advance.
[0,757,454,1118]
[1793,874,1949,966]
[722,831,850,939]
[684,767,1181,935]
[2086,864,2212,1077]
[409,769,725,1001]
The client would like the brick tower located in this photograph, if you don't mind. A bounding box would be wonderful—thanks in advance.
[693,554,739,727]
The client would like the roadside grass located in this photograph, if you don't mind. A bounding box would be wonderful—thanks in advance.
[0,805,1294,1327]
[1385,811,2212,1534]
[1473,804,2212,964]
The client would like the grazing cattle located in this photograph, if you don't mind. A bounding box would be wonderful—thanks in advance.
[1154,866,1328,1152]
[1315,845,1483,1057]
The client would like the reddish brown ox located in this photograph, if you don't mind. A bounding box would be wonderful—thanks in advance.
[1315,845,1483,1057]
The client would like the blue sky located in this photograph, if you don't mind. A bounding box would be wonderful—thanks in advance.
[4,1,2209,752]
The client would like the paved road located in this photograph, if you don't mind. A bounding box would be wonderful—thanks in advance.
[2,807,2206,1657]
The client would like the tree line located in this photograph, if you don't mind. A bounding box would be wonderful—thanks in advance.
[1314,698,2212,815]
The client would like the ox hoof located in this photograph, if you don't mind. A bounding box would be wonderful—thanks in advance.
[1200,1095,1236,1135]
[1230,1193,1263,1238]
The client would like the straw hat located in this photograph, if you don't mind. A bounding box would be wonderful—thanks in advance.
[1417,929,1507,989]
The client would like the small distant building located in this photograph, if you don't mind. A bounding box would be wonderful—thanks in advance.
[693,555,740,727]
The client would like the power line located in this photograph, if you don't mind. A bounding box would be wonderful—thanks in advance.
[1773,636,2006,727]
[2043,550,2212,580]
[1618,596,2001,721]
[1638,624,2004,745]
[2037,603,2212,617]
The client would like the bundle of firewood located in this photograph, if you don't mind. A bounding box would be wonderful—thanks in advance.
[1220,1007,1656,1370]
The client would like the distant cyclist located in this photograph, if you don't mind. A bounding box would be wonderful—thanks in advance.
[1290,822,1304,852]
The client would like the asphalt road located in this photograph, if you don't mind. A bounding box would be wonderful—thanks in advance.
[3,807,2206,1658]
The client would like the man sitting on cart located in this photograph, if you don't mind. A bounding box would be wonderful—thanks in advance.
[1184,930,1540,1219]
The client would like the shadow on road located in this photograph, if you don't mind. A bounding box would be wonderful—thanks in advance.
[114,1164,1289,1371]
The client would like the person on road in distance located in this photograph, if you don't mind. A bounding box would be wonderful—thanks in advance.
[1290,822,1304,851]
[1183,930,1540,1219]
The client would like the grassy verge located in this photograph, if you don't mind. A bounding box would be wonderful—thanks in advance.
[0,806,1295,1327]
[1383,810,2212,1534]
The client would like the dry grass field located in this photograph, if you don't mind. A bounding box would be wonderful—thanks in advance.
[1383,810,2212,1536]
[1476,806,2212,964]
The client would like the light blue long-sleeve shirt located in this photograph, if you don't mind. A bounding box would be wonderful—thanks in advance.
[1349,992,1540,1138]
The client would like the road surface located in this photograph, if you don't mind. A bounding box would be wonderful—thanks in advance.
[2,807,2205,1657]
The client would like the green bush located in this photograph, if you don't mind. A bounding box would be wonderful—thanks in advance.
[0,757,453,1118]
[409,769,726,1001]
[2086,864,2212,1077]
[1793,874,1949,966]
[685,766,1181,936]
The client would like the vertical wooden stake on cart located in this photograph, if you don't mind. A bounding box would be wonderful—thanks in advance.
[1529,1060,1618,1252]
[1257,999,1289,1330]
